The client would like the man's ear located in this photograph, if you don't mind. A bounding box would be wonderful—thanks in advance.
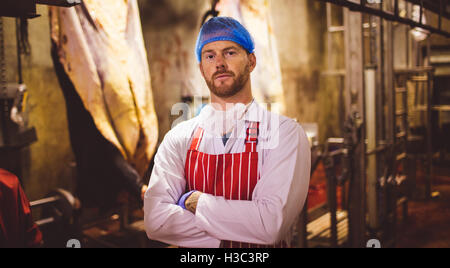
[199,63,205,78]
[249,53,257,72]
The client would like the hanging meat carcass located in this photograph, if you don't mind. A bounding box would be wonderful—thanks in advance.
[49,0,158,207]
[49,0,158,177]
[216,0,286,114]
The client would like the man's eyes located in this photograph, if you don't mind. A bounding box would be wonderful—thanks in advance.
[203,51,237,60]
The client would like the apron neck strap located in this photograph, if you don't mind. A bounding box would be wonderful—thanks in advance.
[189,122,260,152]
[245,122,260,153]
[190,127,205,151]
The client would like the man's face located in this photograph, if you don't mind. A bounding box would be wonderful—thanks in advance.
[199,41,256,98]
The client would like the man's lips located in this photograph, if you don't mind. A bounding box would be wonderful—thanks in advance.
[214,73,233,81]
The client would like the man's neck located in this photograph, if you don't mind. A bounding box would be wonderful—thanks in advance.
[210,91,254,111]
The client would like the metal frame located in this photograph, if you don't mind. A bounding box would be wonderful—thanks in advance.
[303,0,433,248]
[343,8,367,248]
[301,4,368,249]
[317,0,450,38]
[403,0,450,20]
[394,67,435,199]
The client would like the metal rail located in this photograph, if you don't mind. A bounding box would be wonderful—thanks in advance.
[317,0,450,38]
[403,0,450,20]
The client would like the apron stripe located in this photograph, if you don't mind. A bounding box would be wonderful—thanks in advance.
[199,153,205,192]
[216,155,224,197]
[193,152,200,192]
[222,155,226,197]
[230,154,234,200]
[238,153,243,200]
[224,154,232,199]
[213,155,218,196]
[249,153,258,198]
[206,154,210,193]
[247,152,252,200]
[190,152,197,191]
[186,150,192,190]
[240,152,249,202]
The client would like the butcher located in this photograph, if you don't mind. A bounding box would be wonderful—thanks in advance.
[144,17,311,248]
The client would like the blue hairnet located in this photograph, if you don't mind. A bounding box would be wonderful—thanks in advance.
[195,17,255,62]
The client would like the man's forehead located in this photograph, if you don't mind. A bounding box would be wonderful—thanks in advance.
[202,40,245,53]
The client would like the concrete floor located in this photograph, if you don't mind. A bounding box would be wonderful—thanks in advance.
[61,159,450,248]
[307,158,450,248]
[396,164,450,248]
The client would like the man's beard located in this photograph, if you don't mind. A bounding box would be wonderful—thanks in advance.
[206,64,250,98]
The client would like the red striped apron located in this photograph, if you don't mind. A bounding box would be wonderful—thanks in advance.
[185,122,288,248]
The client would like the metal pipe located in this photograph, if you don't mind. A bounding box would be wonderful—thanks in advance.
[344,8,367,248]
[439,0,443,31]
[30,196,61,208]
[35,217,56,227]
[36,0,81,7]
[15,19,23,85]
[419,0,424,25]
[365,67,379,230]
[394,0,399,17]
[426,70,433,199]
[327,3,333,71]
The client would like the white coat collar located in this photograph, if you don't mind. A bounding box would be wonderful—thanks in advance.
[197,100,264,137]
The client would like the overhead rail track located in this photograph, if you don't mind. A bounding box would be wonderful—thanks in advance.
[317,0,450,38]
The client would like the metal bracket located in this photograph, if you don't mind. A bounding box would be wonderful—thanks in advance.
[0,0,81,19]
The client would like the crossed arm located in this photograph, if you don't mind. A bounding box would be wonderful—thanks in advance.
[144,121,311,247]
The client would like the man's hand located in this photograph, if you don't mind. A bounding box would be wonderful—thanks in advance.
[141,185,148,201]
[185,191,202,214]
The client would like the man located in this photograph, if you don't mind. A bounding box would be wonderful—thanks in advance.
[144,17,310,248]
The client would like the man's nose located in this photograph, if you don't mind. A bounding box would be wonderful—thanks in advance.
[215,55,227,70]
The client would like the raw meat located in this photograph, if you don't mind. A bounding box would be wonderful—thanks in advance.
[216,0,286,114]
[49,0,158,176]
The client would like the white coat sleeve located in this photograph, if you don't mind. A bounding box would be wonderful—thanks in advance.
[194,120,311,245]
[143,126,221,248]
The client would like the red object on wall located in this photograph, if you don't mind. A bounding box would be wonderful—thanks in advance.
[307,162,344,210]
[0,169,42,248]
